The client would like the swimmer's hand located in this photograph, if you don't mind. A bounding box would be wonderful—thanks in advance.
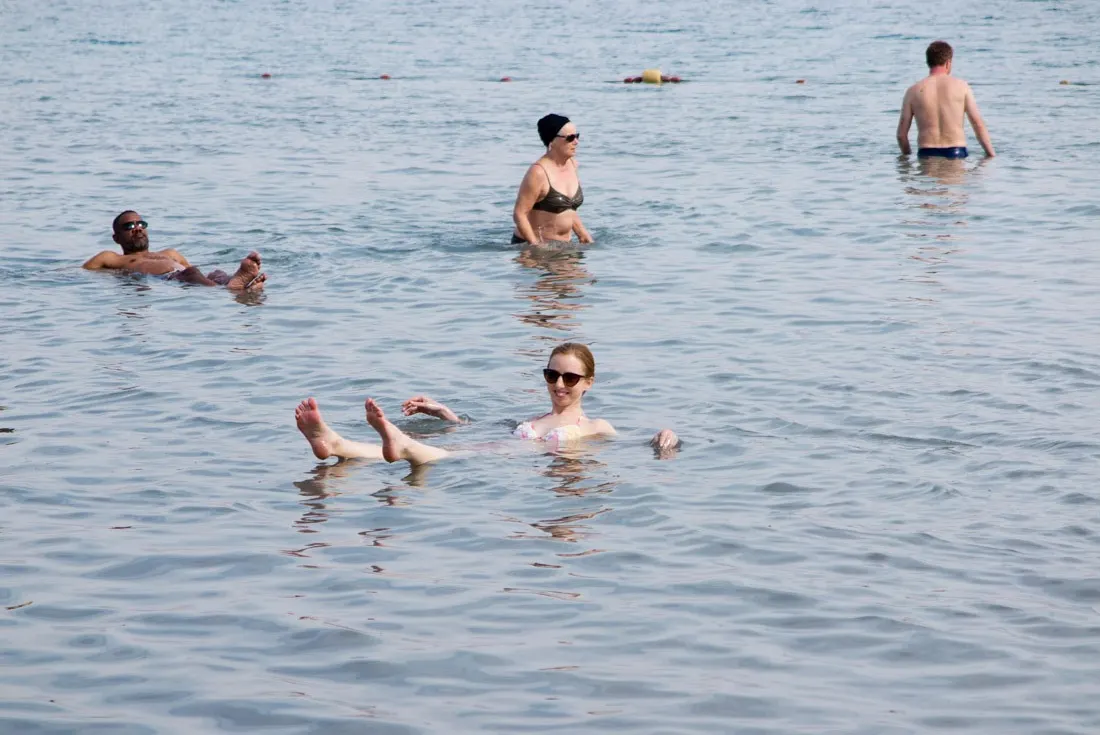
[650,428,681,459]
[401,395,464,423]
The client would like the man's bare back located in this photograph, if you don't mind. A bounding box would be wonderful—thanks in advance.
[83,211,266,291]
[897,41,994,158]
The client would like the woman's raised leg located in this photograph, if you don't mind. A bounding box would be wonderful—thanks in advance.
[365,398,451,466]
[295,397,384,460]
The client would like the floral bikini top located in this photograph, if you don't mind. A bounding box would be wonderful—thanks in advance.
[513,413,585,442]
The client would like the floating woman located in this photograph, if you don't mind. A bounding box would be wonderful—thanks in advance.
[294,342,680,467]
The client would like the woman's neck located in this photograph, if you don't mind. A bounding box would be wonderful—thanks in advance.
[545,150,571,168]
[548,401,584,419]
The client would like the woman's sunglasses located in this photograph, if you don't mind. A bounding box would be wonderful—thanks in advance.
[543,368,586,387]
[120,220,149,231]
[555,133,580,143]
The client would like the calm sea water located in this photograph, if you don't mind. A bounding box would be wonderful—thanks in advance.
[3,0,1100,732]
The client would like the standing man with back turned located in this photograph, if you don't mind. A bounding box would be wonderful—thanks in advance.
[897,41,995,159]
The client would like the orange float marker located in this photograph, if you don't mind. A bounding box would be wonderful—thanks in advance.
[796,79,806,84]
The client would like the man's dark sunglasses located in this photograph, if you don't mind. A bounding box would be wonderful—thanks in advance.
[543,368,585,387]
[555,133,580,143]
[120,220,149,232]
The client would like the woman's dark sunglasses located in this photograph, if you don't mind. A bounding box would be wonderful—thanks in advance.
[120,220,149,231]
[555,133,580,143]
[543,368,585,387]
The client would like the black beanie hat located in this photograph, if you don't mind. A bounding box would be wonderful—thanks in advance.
[537,114,570,147]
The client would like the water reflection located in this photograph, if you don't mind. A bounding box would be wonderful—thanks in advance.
[541,448,619,497]
[513,243,595,355]
[293,465,347,534]
[114,293,152,341]
[292,461,420,533]
[896,155,990,287]
[112,270,265,307]
[233,289,267,307]
[508,506,611,544]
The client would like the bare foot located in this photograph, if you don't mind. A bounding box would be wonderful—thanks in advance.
[365,398,409,463]
[227,251,266,291]
[295,397,340,460]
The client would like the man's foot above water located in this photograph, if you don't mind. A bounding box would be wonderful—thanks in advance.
[227,251,266,291]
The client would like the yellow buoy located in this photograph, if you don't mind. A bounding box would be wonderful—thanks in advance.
[642,68,662,85]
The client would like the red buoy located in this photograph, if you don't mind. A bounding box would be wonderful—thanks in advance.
[796,79,806,84]
[260,73,272,79]
[500,76,512,82]
[380,74,391,80]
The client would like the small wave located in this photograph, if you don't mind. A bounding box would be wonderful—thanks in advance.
[74,36,141,46]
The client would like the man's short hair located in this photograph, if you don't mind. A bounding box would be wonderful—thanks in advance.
[112,210,138,233]
[926,41,953,68]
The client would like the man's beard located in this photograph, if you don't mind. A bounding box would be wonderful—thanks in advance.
[123,236,149,255]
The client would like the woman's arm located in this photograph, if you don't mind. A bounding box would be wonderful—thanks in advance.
[569,159,593,242]
[651,429,679,449]
[584,418,617,437]
[512,165,548,244]
[650,429,681,459]
[401,395,466,423]
[572,213,593,244]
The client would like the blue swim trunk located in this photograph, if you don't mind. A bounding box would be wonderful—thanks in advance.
[918,146,968,159]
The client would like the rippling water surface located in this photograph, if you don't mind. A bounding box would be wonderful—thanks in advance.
[3,0,1100,732]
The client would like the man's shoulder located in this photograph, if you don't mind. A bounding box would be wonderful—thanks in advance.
[903,79,926,99]
[932,75,971,93]
[82,249,123,269]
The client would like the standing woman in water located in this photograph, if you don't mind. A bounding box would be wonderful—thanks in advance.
[512,114,594,245]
